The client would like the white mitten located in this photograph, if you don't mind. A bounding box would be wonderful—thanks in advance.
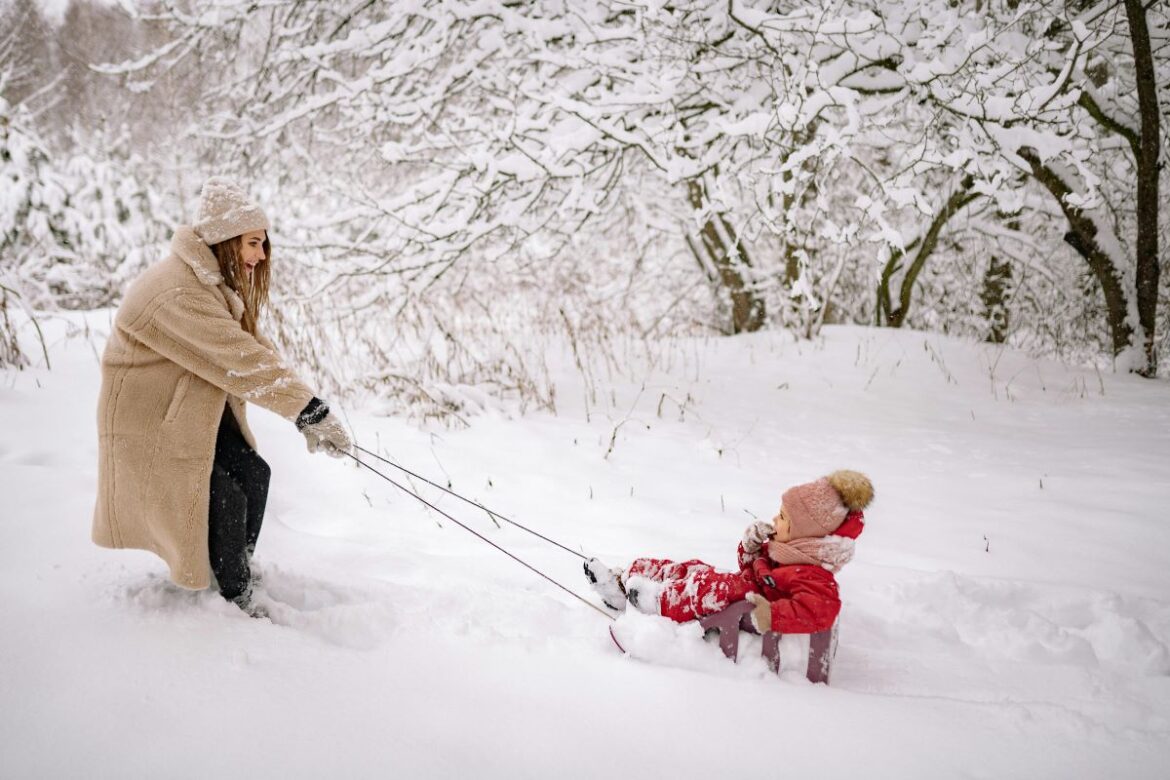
[741,519,775,554]
[301,411,352,458]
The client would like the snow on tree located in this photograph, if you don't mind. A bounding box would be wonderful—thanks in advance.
[8,0,1166,392]
[824,0,1168,374]
[1,94,171,312]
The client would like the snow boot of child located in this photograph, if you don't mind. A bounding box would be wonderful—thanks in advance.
[584,558,627,611]
[623,576,663,616]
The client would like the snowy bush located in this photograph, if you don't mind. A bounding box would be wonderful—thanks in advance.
[1,99,173,309]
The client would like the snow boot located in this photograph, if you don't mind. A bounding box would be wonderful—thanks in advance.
[584,558,627,611]
[624,575,663,615]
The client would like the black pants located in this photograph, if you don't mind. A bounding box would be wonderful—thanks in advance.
[208,405,271,601]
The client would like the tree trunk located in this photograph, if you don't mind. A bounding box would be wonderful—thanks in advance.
[980,217,1017,344]
[876,177,977,328]
[980,255,1012,344]
[782,175,801,288]
[1018,147,1135,357]
[686,178,766,334]
[0,288,24,368]
[1124,0,1161,376]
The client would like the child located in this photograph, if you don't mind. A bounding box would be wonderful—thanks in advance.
[584,470,873,634]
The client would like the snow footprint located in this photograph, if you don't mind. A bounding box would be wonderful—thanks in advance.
[254,565,357,611]
[115,573,221,614]
[253,566,403,650]
[110,569,401,650]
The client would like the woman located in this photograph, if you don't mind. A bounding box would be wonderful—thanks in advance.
[92,177,351,617]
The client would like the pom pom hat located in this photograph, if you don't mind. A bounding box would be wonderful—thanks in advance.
[192,176,270,246]
[782,470,874,540]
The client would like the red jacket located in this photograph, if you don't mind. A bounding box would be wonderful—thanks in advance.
[735,511,865,634]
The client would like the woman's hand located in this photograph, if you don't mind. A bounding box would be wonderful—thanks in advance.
[301,411,352,458]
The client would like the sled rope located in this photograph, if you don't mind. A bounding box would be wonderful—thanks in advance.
[353,444,587,560]
[345,451,614,622]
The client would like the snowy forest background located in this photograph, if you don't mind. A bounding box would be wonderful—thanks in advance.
[3,5,1169,774]
[2,0,1168,413]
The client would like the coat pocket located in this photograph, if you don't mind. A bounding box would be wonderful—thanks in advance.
[164,374,192,423]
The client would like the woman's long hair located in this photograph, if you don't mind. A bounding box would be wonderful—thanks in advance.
[209,234,271,336]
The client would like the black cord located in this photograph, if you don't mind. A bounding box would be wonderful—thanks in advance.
[344,450,614,622]
[353,444,588,560]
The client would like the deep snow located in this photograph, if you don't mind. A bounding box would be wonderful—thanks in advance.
[2,312,1169,778]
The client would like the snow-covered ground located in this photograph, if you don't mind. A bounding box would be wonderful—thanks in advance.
[2,312,1169,778]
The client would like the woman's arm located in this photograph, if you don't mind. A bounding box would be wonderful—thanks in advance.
[125,287,315,420]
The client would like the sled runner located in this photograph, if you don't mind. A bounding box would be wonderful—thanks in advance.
[609,599,838,684]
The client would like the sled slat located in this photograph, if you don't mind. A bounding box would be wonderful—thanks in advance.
[806,624,837,685]
[698,602,838,684]
[761,631,783,674]
[697,600,754,662]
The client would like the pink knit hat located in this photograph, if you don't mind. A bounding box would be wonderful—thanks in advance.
[782,470,874,540]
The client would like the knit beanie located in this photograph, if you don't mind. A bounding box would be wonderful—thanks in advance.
[782,470,874,540]
[192,176,270,246]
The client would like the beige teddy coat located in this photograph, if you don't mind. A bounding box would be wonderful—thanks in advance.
[93,226,316,589]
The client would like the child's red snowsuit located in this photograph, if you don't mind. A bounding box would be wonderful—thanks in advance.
[627,512,864,633]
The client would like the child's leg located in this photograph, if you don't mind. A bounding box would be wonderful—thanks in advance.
[625,559,718,614]
[623,559,752,620]
[658,568,756,623]
[585,556,711,612]
[626,558,713,583]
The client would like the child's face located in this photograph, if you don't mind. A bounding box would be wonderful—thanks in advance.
[772,506,792,543]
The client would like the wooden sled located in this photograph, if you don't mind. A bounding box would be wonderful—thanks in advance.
[698,600,838,683]
[608,600,838,683]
